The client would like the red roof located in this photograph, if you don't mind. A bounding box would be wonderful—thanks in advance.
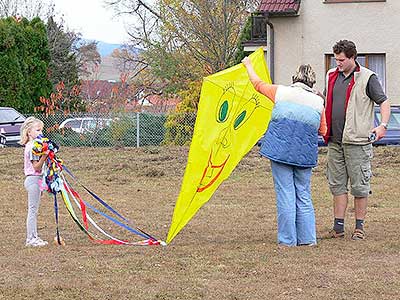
[258,0,301,15]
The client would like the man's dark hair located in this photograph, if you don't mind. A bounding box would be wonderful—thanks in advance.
[333,40,357,59]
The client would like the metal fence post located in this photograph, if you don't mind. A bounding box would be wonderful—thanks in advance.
[136,111,140,147]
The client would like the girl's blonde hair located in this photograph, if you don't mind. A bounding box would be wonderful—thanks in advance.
[19,117,44,145]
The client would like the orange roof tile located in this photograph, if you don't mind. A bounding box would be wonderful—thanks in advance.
[258,0,301,15]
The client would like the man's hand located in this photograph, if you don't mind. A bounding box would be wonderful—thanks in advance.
[372,124,387,141]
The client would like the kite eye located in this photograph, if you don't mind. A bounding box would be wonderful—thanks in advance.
[233,111,246,129]
[218,100,229,122]
[233,97,258,130]
[216,86,234,123]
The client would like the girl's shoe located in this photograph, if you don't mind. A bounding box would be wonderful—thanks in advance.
[53,236,66,246]
[25,237,48,247]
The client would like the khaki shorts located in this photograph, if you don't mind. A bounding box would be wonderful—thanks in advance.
[326,142,373,197]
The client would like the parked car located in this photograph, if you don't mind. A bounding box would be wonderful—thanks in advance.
[59,117,113,134]
[0,107,26,146]
[0,132,6,147]
[318,105,400,146]
[373,105,400,145]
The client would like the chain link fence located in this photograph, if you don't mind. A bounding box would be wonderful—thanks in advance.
[28,112,196,147]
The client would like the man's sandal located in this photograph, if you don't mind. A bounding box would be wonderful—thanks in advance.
[351,229,366,240]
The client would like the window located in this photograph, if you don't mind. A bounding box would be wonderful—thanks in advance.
[64,120,81,129]
[324,0,386,3]
[325,54,386,92]
[0,108,25,123]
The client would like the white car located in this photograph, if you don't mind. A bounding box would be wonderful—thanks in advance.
[59,117,113,134]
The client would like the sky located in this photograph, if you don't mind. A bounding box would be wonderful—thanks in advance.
[52,0,131,44]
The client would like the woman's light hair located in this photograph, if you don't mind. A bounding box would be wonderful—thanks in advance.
[19,117,43,145]
[292,64,316,88]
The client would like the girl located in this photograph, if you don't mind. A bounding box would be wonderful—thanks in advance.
[20,117,49,247]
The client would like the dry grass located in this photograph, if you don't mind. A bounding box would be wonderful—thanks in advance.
[1,146,399,300]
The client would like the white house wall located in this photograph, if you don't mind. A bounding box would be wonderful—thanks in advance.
[268,0,400,104]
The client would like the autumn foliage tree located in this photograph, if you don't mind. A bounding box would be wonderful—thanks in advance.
[163,80,200,145]
[46,16,102,113]
[107,0,256,143]
[108,0,255,93]
[35,81,82,116]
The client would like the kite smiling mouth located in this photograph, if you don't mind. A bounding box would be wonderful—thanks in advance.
[197,153,230,192]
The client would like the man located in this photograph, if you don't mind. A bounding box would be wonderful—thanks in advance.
[324,40,390,240]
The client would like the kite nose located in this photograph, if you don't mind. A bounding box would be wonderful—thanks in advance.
[217,126,232,148]
[221,135,229,147]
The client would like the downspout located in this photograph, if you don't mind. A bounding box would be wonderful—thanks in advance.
[266,19,274,83]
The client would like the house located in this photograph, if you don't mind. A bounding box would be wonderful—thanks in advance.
[81,80,180,113]
[244,0,399,104]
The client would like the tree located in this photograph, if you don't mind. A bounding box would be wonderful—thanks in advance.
[106,0,260,144]
[163,80,200,145]
[0,0,54,20]
[35,81,82,115]
[77,41,101,78]
[46,16,103,87]
[46,17,102,113]
[0,16,52,112]
[234,15,252,65]
[107,0,256,94]
[46,17,80,89]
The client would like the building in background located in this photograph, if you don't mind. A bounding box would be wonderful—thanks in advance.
[244,0,399,104]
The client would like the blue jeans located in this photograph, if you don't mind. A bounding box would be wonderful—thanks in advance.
[270,160,316,246]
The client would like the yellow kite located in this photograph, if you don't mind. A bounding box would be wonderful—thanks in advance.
[167,48,273,244]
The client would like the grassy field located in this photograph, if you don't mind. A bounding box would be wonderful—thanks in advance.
[1,146,399,300]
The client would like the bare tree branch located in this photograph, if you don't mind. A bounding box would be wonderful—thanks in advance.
[107,0,251,95]
[0,0,55,19]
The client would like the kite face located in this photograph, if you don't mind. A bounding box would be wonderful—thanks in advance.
[167,48,273,243]
[198,86,263,193]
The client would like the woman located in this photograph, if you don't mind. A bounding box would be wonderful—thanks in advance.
[243,57,327,247]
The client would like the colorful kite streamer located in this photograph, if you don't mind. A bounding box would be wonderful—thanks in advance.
[33,135,165,246]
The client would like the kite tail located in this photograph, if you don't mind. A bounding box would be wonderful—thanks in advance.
[61,173,164,246]
[62,165,161,243]
[52,193,63,245]
[33,134,165,247]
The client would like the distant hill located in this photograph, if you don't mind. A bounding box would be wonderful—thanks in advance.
[80,39,122,56]
[82,39,142,57]
[80,39,142,81]
[96,41,123,57]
